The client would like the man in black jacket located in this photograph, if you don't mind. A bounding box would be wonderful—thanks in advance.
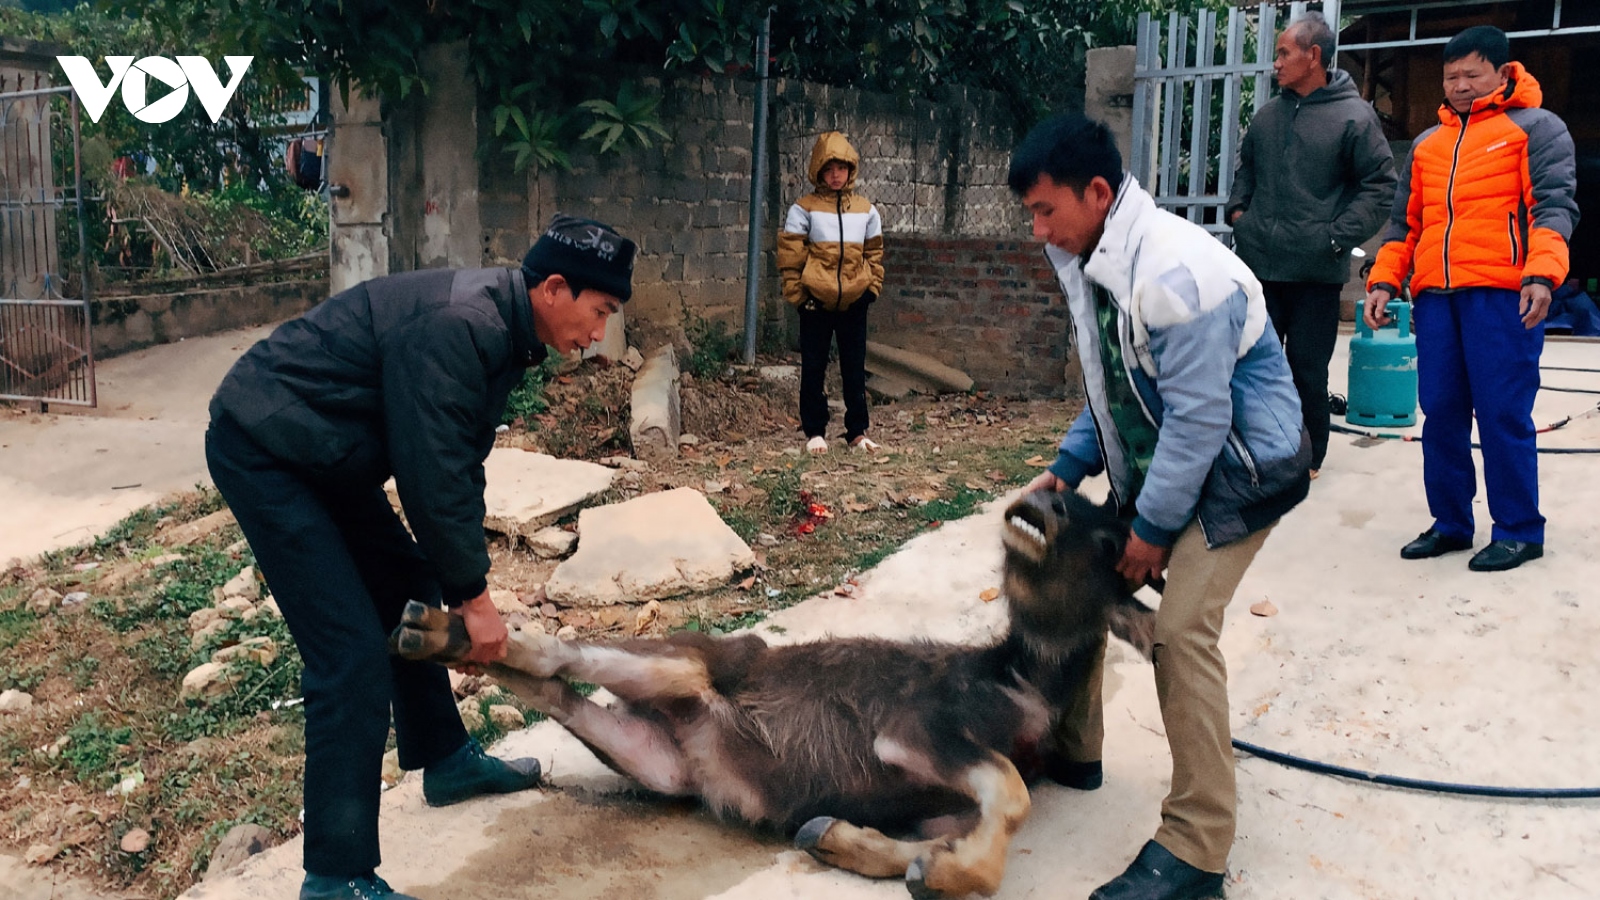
[205,214,635,900]
[1226,11,1395,479]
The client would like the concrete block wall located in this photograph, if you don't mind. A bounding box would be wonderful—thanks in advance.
[875,237,1077,399]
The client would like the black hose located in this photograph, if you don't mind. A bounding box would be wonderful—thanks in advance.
[1540,365,1600,374]
[1232,738,1600,800]
[1329,421,1600,454]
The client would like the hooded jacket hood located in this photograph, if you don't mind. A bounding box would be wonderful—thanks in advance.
[807,131,860,193]
[1289,67,1359,104]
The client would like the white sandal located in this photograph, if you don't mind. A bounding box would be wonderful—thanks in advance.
[849,435,881,453]
[806,436,828,454]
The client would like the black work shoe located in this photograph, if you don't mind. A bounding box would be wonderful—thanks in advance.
[300,873,418,900]
[1467,540,1543,572]
[1089,841,1225,900]
[1043,757,1104,791]
[1399,528,1473,560]
[422,738,542,808]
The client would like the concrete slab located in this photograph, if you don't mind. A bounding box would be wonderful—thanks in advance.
[545,487,756,607]
[480,448,618,539]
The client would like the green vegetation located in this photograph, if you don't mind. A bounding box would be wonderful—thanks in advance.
[684,313,740,380]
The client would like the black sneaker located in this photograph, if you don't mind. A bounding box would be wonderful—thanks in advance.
[300,873,417,900]
[422,738,541,807]
[1089,841,1224,900]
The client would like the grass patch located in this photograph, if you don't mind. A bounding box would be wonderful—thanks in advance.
[684,313,739,379]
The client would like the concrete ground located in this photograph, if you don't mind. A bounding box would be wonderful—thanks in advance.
[0,325,273,564]
[3,330,1599,900]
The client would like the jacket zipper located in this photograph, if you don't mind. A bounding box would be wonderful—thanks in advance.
[1227,430,1261,487]
[1441,111,1470,289]
[836,192,845,305]
[1507,213,1519,266]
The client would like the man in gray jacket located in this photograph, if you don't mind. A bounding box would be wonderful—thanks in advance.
[1226,11,1395,477]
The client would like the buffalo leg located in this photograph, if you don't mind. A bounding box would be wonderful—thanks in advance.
[796,739,1029,898]
[391,602,697,795]
[487,668,697,797]
[906,751,1031,898]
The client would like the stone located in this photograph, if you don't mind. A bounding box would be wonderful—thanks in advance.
[633,600,661,635]
[621,346,645,371]
[545,488,755,607]
[489,590,525,615]
[25,842,62,864]
[599,456,649,471]
[156,509,237,547]
[0,689,34,714]
[188,606,223,633]
[864,341,974,394]
[381,749,402,786]
[488,705,525,730]
[219,597,256,616]
[26,587,61,614]
[211,637,278,667]
[479,449,617,539]
[526,527,577,560]
[457,700,485,733]
[556,625,578,641]
[180,662,239,701]
[203,823,275,880]
[119,828,151,854]
[191,619,230,649]
[757,365,798,381]
[260,597,282,617]
[60,591,90,607]
[221,567,258,601]
[630,345,682,461]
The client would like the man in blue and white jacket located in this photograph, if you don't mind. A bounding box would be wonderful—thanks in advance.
[1009,114,1310,900]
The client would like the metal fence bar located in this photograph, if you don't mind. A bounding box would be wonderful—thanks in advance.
[1254,3,1276,115]
[1130,12,1156,187]
[1158,12,1185,201]
[1216,7,1246,216]
[1187,8,1216,223]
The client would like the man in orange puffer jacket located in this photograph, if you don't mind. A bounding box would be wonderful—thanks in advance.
[1365,25,1579,573]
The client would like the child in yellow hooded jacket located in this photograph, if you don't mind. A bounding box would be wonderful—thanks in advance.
[778,131,885,454]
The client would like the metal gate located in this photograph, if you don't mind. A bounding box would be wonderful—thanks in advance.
[1,74,95,408]
[1131,1,1341,242]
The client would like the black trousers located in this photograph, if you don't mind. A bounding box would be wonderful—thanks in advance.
[1261,281,1343,469]
[798,298,871,441]
[205,413,467,878]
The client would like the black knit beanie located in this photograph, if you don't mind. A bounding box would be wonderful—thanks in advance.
[521,213,637,302]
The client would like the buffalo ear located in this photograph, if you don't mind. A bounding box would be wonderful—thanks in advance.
[1091,525,1126,562]
[1107,596,1156,661]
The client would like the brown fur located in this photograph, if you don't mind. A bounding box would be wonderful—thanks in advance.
[392,490,1153,898]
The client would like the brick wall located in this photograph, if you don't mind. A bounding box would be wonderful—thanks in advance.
[875,237,1078,400]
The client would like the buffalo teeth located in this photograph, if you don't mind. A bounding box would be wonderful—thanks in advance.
[1007,515,1046,547]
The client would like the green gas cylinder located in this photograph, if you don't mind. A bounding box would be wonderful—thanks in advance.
[1347,300,1417,427]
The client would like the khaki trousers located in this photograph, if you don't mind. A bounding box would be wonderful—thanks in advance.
[1056,519,1274,874]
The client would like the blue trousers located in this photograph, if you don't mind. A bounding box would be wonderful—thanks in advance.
[1413,288,1544,544]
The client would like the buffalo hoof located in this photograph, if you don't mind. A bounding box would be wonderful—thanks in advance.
[794,816,835,854]
[905,857,942,900]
